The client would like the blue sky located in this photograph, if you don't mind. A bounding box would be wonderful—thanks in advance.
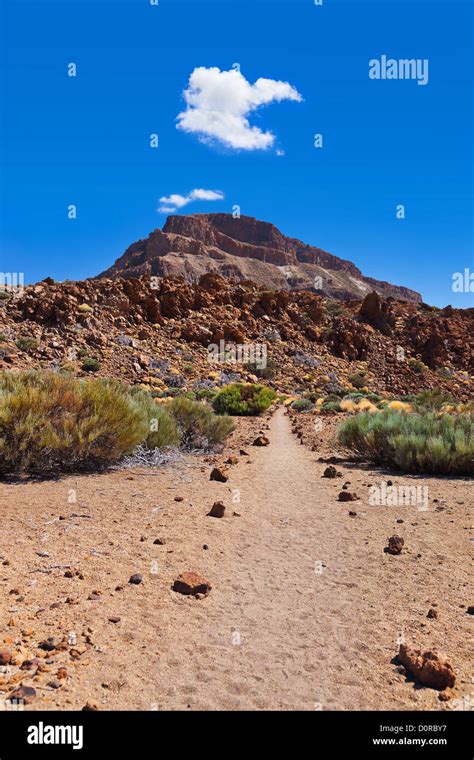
[0,0,472,307]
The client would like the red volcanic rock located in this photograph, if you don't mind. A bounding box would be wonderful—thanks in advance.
[398,644,455,690]
[359,291,395,334]
[172,572,212,597]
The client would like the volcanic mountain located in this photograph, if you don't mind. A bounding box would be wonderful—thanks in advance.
[97,214,422,303]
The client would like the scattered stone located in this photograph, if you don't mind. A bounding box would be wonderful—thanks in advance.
[396,519,404,524]
[172,572,212,597]
[174,496,184,502]
[427,608,438,620]
[252,436,270,446]
[225,456,239,465]
[129,574,142,585]
[38,637,60,652]
[82,701,99,711]
[466,606,474,615]
[57,668,68,679]
[438,688,455,702]
[337,491,358,502]
[20,658,40,671]
[0,650,12,666]
[7,685,36,704]
[348,511,357,517]
[210,467,228,483]
[203,544,209,550]
[48,679,62,689]
[386,535,404,555]
[108,616,121,624]
[64,570,74,578]
[387,480,393,486]
[239,449,248,456]
[207,501,226,518]
[398,644,455,690]
[322,466,341,478]
[153,538,166,545]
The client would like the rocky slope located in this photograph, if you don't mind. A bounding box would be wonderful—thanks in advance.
[97,214,422,304]
[1,275,471,400]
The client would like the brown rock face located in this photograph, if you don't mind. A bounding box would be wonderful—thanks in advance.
[359,291,395,334]
[172,572,212,597]
[398,644,456,690]
[97,214,422,303]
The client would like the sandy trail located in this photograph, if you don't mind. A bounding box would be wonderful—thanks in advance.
[132,408,472,711]
[0,408,471,711]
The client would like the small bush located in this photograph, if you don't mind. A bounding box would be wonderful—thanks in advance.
[348,372,367,390]
[0,291,12,302]
[212,383,276,416]
[412,389,455,413]
[169,396,234,448]
[82,357,101,373]
[408,358,426,374]
[325,301,343,316]
[0,372,153,474]
[15,337,38,354]
[291,398,314,412]
[244,358,278,380]
[321,400,342,413]
[146,406,181,450]
[77,303,93,313]
[338,409,473,475]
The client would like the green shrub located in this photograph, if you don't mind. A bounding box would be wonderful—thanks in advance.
[15,337,38,354]
[338,409,473,475]
[169,396,234,447]
[212,383,276,416]
[408,358,426,374]
[325,301,343,316]
[82,357,101,373]
[412,389,455,413]
[77,303,93,313]
[0,372,152,474]
[291,398,314,412]
[0,291,12,302]
[348,372,366,390]
[145,406,181,450]
[321,400,342,413]
[244,358,278,380]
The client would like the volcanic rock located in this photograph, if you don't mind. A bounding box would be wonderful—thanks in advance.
[172,572,212,597]
[398,644,455,690]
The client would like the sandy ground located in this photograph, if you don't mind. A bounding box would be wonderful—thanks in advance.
[0,408,472,711]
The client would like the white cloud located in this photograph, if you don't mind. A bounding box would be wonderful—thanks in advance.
[176,67,302,151]
[157,188,224,214]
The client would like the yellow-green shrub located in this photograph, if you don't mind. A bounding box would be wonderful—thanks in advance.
[0,372,152,474]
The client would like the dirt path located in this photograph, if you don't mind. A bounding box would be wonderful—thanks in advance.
[0,408,472,710]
